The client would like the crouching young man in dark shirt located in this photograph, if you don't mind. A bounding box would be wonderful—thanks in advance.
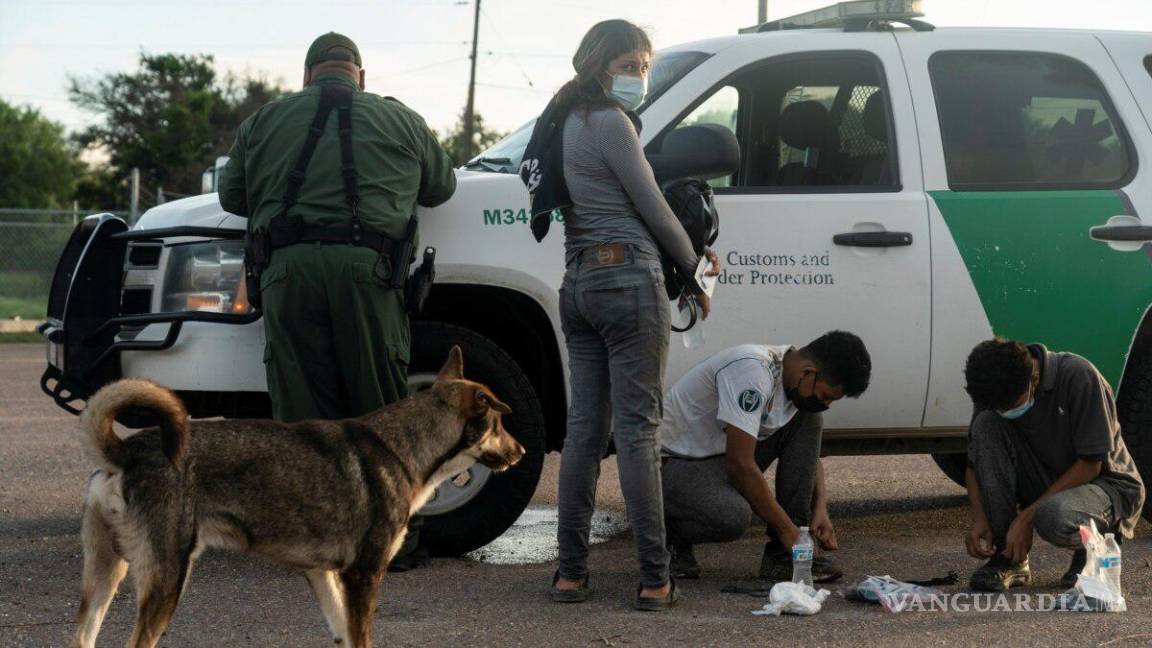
[963,339,1144,591]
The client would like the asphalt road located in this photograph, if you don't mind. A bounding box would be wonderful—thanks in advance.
[2,342,1152,647]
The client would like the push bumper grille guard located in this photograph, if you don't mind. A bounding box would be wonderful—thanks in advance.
[39,214,259,416]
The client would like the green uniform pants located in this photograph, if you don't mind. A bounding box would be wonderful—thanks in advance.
[259,243,410,423]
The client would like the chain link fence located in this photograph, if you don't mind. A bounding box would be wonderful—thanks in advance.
[0,209,128,322]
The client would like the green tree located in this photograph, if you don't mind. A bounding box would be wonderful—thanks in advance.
[68,52,285,196]
[0,99,80,208]
[439,111,507,166]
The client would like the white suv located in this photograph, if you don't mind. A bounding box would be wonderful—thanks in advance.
[40,3,1152,554]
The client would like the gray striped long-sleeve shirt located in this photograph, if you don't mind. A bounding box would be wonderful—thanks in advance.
[561,107,702,293]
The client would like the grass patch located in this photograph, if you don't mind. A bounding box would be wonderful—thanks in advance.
[0,332,43,343]
[0,295,47,319]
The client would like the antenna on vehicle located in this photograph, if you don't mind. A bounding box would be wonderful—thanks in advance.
[739,0,934,34]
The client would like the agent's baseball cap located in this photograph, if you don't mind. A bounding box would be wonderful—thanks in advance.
[305,32,362,67]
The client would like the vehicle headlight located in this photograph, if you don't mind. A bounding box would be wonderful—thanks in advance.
[160,240,252,314]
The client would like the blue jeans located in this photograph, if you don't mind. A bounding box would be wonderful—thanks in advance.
[556,248,671,588]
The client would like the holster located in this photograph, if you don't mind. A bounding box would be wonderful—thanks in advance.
[243,227,271,310]
[405,246,436,315]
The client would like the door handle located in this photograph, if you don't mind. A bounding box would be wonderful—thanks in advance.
[1089,224,1152,242]
[832,231,913,247]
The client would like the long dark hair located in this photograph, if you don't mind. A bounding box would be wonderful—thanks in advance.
[554,19,652,115]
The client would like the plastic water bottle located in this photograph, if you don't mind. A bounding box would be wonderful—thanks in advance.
[791,526,814,587]
[1099,533,1123,607]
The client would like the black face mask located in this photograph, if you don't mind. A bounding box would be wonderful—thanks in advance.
[785,371,829,414]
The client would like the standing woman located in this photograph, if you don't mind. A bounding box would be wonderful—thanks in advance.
[526,20,716,610]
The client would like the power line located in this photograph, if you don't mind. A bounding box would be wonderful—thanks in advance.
[390,55,471,77]
[478,4,536,89]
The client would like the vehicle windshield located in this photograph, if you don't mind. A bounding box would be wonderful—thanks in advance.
[464,50,711,174]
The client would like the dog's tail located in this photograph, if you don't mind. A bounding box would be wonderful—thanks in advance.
[80,379,189,471]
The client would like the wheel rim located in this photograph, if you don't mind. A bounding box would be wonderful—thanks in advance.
[407,371,492,516]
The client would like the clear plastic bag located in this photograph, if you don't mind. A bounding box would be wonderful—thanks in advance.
[1057,519,1126,612]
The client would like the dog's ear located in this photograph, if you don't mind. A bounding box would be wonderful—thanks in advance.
[477,388,513,415]
[437,346,465,382]
[464,385,512,417]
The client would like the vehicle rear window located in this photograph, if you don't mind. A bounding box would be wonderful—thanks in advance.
[929,51,1134,190]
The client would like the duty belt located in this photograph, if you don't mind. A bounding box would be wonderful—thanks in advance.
[267,219,392,254]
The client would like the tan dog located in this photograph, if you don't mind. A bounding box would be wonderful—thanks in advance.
[70,346,524,648]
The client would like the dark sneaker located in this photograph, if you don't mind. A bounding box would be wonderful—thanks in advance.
[1061,549,1087,589]
[969,554,1031,592]
[758,543,843,583]
[670,544,702,580]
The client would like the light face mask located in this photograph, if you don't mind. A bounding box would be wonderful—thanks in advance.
[998,398,1034,420]
[998,381,1036,420]
[607,74,647,111]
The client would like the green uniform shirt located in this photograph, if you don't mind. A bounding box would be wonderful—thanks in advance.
[218,73,456,241]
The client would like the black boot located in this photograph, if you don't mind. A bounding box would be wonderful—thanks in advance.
[969,553,1031,592]
[669,544,701,580]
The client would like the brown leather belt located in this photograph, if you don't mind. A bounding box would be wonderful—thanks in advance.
[577,243,630,269]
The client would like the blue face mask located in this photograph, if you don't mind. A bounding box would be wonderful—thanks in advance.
[998,398,1034,420]
[998,379,1036,419]
[607,74,647,111]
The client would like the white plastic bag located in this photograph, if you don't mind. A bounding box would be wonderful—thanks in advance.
[751,581,831,616]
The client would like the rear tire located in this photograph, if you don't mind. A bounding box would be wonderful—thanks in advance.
[931,452,967,488]
[411,321,547,556]
[1118,355,1152,523]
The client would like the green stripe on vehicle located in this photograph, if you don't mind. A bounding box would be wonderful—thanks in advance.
[931,190,1151,388]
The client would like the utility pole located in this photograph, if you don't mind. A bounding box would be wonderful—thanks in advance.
[758,0,768,24]
[129,167,140,224]
[460,0,481,162]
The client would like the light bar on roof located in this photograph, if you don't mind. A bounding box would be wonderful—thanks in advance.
[741,0,925,33]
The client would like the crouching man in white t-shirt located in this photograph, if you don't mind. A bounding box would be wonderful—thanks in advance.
[660,331,871,582]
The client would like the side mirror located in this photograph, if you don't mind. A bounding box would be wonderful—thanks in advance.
[201,156,231,194]
[647,123,740,184]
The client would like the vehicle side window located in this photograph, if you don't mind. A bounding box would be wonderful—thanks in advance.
[663,52,897,192]
[1145,55,1152,79]
[930,51,1133,190]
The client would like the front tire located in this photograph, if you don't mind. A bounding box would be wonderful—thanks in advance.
[410,321,547,556]
[1118,354,1152,523]
[932,452,967,488]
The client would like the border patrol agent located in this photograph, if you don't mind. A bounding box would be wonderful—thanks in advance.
[218,32,456,566]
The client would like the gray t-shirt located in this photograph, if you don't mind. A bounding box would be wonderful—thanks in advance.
[561,108,700,289]
[1012,345,1145,537]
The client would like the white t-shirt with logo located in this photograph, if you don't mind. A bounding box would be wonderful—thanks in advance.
[661,344,798,459]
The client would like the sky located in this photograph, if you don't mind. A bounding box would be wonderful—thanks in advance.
[3,0,1152,142]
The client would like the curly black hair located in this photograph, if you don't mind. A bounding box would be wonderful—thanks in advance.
[964,338,1033,411]
[801,331,871,398]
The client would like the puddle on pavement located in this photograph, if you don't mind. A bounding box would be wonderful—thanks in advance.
[464,505,629,565]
